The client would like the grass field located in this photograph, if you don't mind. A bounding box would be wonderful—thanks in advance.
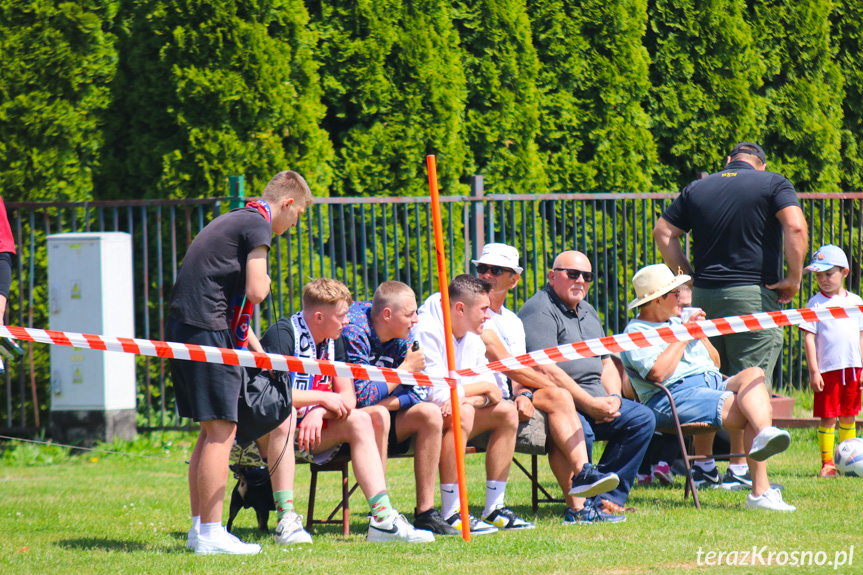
[1,406,860,574]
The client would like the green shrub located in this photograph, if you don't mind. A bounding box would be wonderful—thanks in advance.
[0,0,117,202]
[97,0,332,200]
[529,0,656,194]
[646,0,765,190]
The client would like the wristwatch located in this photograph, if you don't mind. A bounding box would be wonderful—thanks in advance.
[517,390,534,402]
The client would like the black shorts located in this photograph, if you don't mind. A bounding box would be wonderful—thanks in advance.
[0,252,12,298]
[166,317,242,423]
[387,409,413,456]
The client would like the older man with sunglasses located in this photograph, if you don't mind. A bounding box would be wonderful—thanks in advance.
[518,250,655,515]
[474,244,621,525]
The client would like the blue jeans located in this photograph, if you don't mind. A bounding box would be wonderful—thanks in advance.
[578,398,656,506]
[645,372,732,430]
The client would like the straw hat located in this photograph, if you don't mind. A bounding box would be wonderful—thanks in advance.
[627,264,691,311]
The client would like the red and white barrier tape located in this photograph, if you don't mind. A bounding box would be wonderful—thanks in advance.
[2,304,859,387]
[0,325,454,388]
[455,304,863,377]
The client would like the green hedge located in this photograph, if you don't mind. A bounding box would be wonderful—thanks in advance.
[4,0,863,202]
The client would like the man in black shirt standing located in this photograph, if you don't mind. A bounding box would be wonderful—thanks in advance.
[167,171,312,555]
[653,143,807,490]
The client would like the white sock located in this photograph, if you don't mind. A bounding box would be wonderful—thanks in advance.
[483,480,507,517]
[694,459,716,471]
[199,522,223,539]
[191,516,201,533]
[440,484,460,519]
[729,463,748,475]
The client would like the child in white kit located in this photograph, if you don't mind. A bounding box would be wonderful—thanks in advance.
[798,245,863,477]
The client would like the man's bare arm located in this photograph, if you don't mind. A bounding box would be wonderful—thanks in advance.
[653,217,693,275]
[766,206,808,304]
[245,245,271,304]
[481,329,553,390]
[599,357,622,396]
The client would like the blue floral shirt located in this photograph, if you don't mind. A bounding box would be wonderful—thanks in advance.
[342,301,428,409]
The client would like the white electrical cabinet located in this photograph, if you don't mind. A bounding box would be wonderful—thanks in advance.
[48,233,136,412]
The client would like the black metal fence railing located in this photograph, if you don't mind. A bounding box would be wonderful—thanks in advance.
[3,188,861,432]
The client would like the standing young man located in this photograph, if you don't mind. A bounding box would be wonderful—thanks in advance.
[167,171,311,555]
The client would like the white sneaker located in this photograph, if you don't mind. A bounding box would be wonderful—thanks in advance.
[186,527,198,550]
[195,527,262,555]
[749,426,791,462]
[746,488,796,512]
[446,511,499,535]
[367,513,435,543]
[275,511,312,545]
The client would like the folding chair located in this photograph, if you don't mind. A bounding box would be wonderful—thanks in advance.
[623,367,746,509]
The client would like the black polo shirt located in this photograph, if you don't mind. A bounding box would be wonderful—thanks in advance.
[518,285,607,398]
[661,161,799,289]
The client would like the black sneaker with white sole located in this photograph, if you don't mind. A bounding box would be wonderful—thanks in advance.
[446,511,499,535]
[569,463,620,498]
[690,466,721,488]
[413,508,459,536]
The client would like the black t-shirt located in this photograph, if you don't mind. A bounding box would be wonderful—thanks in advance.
[169,207,272,330]
[250,316,348,382]
[661,161,799,288]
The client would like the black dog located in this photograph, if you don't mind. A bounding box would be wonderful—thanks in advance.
[226,465,275,533]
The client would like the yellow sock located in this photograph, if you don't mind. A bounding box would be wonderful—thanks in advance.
[817,426,835,463]
[838,422,856,444]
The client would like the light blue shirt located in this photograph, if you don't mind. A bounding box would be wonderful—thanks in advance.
[621,316,720,403]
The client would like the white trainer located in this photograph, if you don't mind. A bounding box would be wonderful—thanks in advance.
[367,513,435,543]
[275,511,312,545]
[746,488,796,512]
[195,527,262,555]
[446,511,499,535]
[186,527,198,550]
[749,426,791,462]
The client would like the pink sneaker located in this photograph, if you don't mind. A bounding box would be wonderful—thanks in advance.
[653,462,674,486]
[636,474,652,486]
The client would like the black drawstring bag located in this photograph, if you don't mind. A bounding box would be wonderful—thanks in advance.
[235,368,293,444]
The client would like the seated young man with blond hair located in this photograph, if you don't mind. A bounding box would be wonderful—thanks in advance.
[249,278,434,544]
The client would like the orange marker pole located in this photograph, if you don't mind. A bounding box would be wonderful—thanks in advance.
[426,155,471,542]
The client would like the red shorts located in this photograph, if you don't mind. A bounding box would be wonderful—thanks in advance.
[814,368,863,418]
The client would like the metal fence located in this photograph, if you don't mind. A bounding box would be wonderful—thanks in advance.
[3,185,862,432]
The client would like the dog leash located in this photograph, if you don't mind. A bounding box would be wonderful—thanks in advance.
[236,290,292,487]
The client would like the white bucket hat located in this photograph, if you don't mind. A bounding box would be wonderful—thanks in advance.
[628,264,691,311]
[471,243,523,274]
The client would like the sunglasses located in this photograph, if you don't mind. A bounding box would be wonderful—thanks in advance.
[553,268,594,282]
[476,263,513,276]
[662,290,681,299]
